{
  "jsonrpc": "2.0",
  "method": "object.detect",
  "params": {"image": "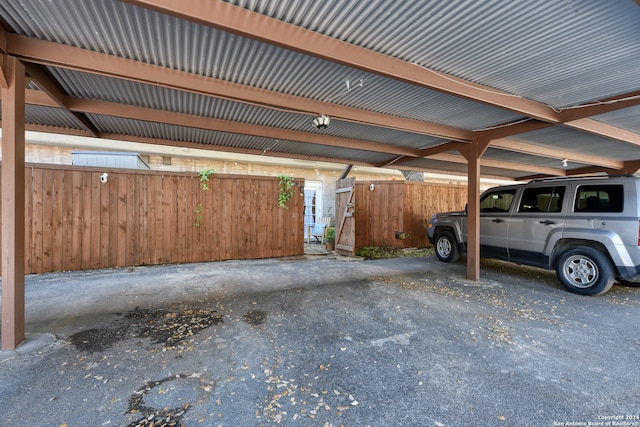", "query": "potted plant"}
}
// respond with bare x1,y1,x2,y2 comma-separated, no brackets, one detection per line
325,227,335,251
